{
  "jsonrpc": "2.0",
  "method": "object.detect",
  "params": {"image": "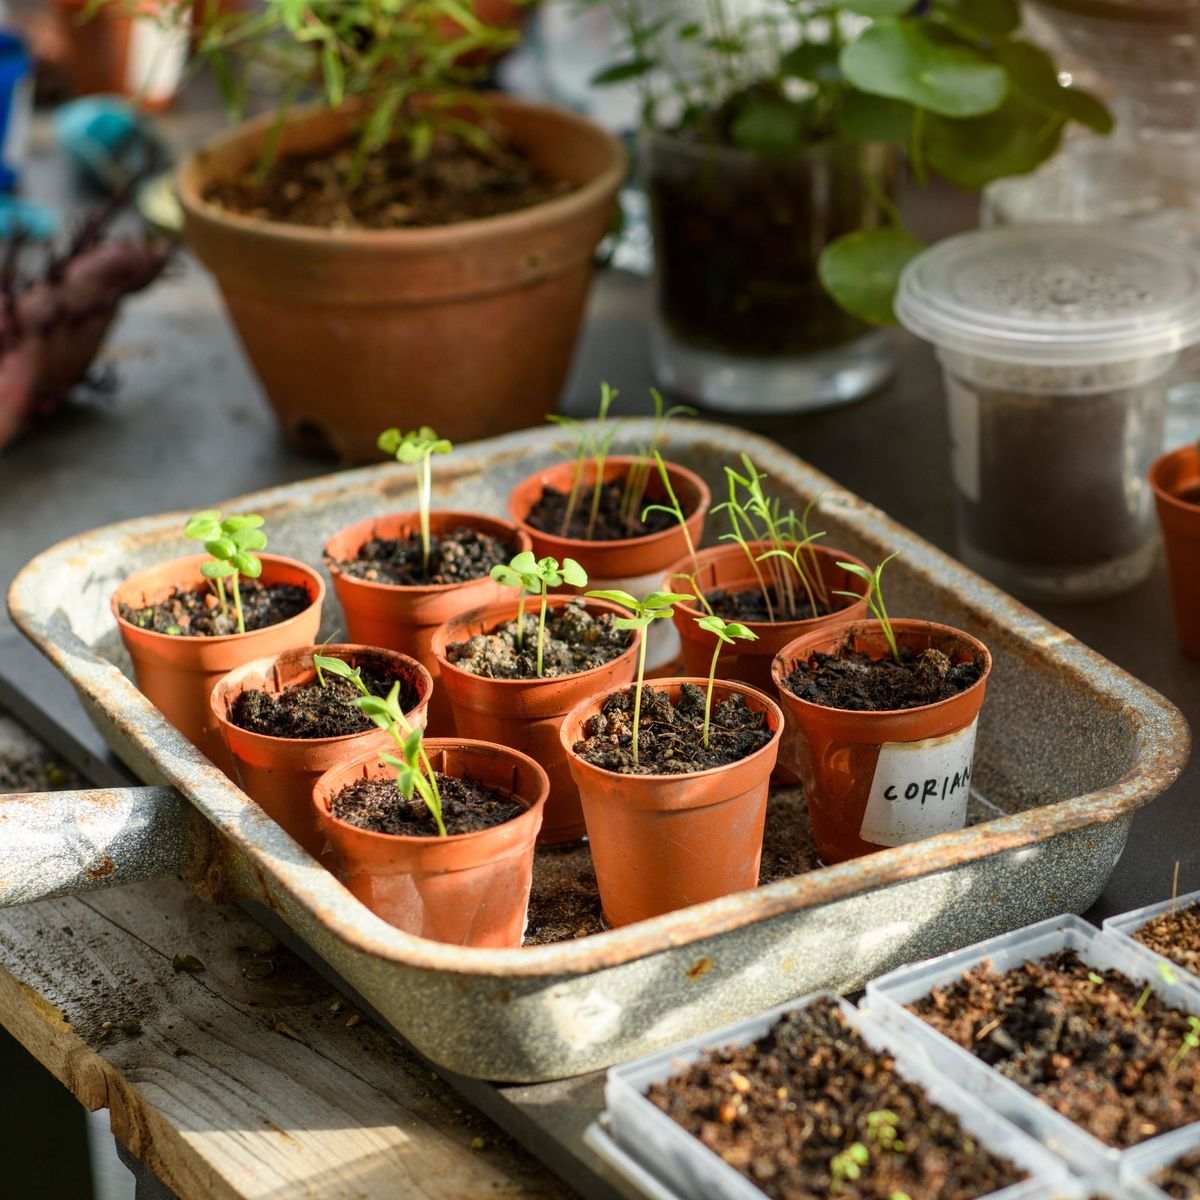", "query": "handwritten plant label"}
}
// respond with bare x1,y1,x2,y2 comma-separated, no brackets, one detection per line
859,721,979,847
